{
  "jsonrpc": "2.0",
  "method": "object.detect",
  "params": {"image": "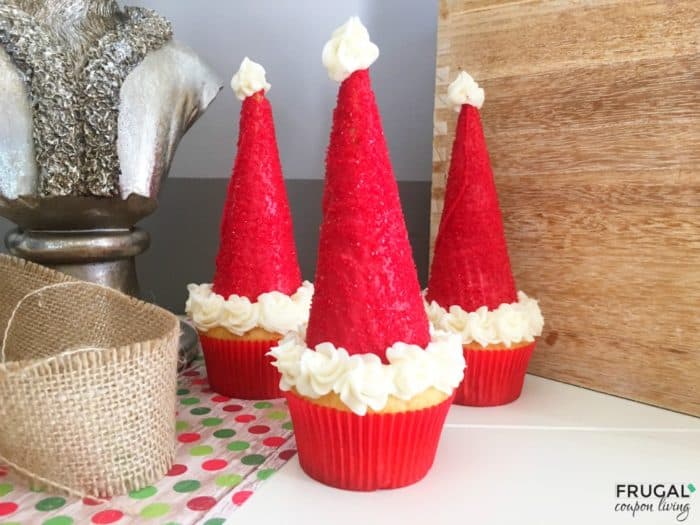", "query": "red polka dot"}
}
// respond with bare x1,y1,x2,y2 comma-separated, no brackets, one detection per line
223,404,243,413
191,378,208,385
232,490,253,505
0,467,7,477
279,449,297,460
211,395,230,403
186,496,217,511
182,370,200,377
201,459,228,471
263,436,286,447
91,509,124,524
235,414,256,423
82,497,103,506
0,502,18,517
177,432,201,443
248,424,270,434
167,464,188,476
